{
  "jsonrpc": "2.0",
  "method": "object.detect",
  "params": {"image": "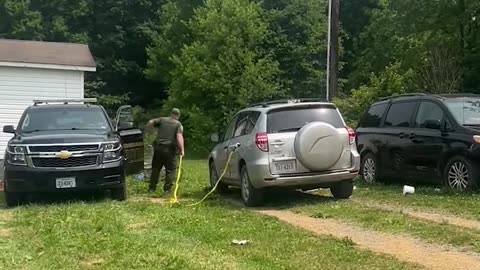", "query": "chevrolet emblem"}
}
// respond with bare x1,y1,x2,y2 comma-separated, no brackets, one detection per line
56,151,72,160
